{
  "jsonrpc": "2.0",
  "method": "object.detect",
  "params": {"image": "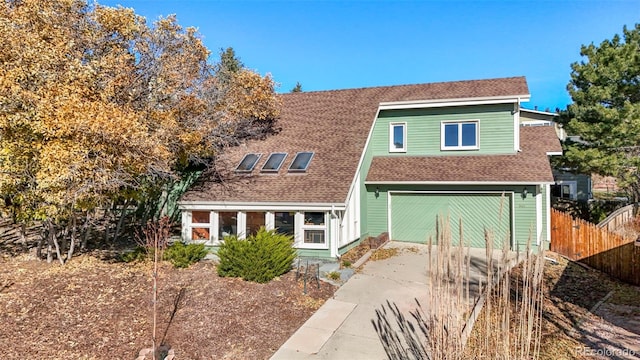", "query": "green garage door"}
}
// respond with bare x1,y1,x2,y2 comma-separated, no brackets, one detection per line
390,193,512,248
